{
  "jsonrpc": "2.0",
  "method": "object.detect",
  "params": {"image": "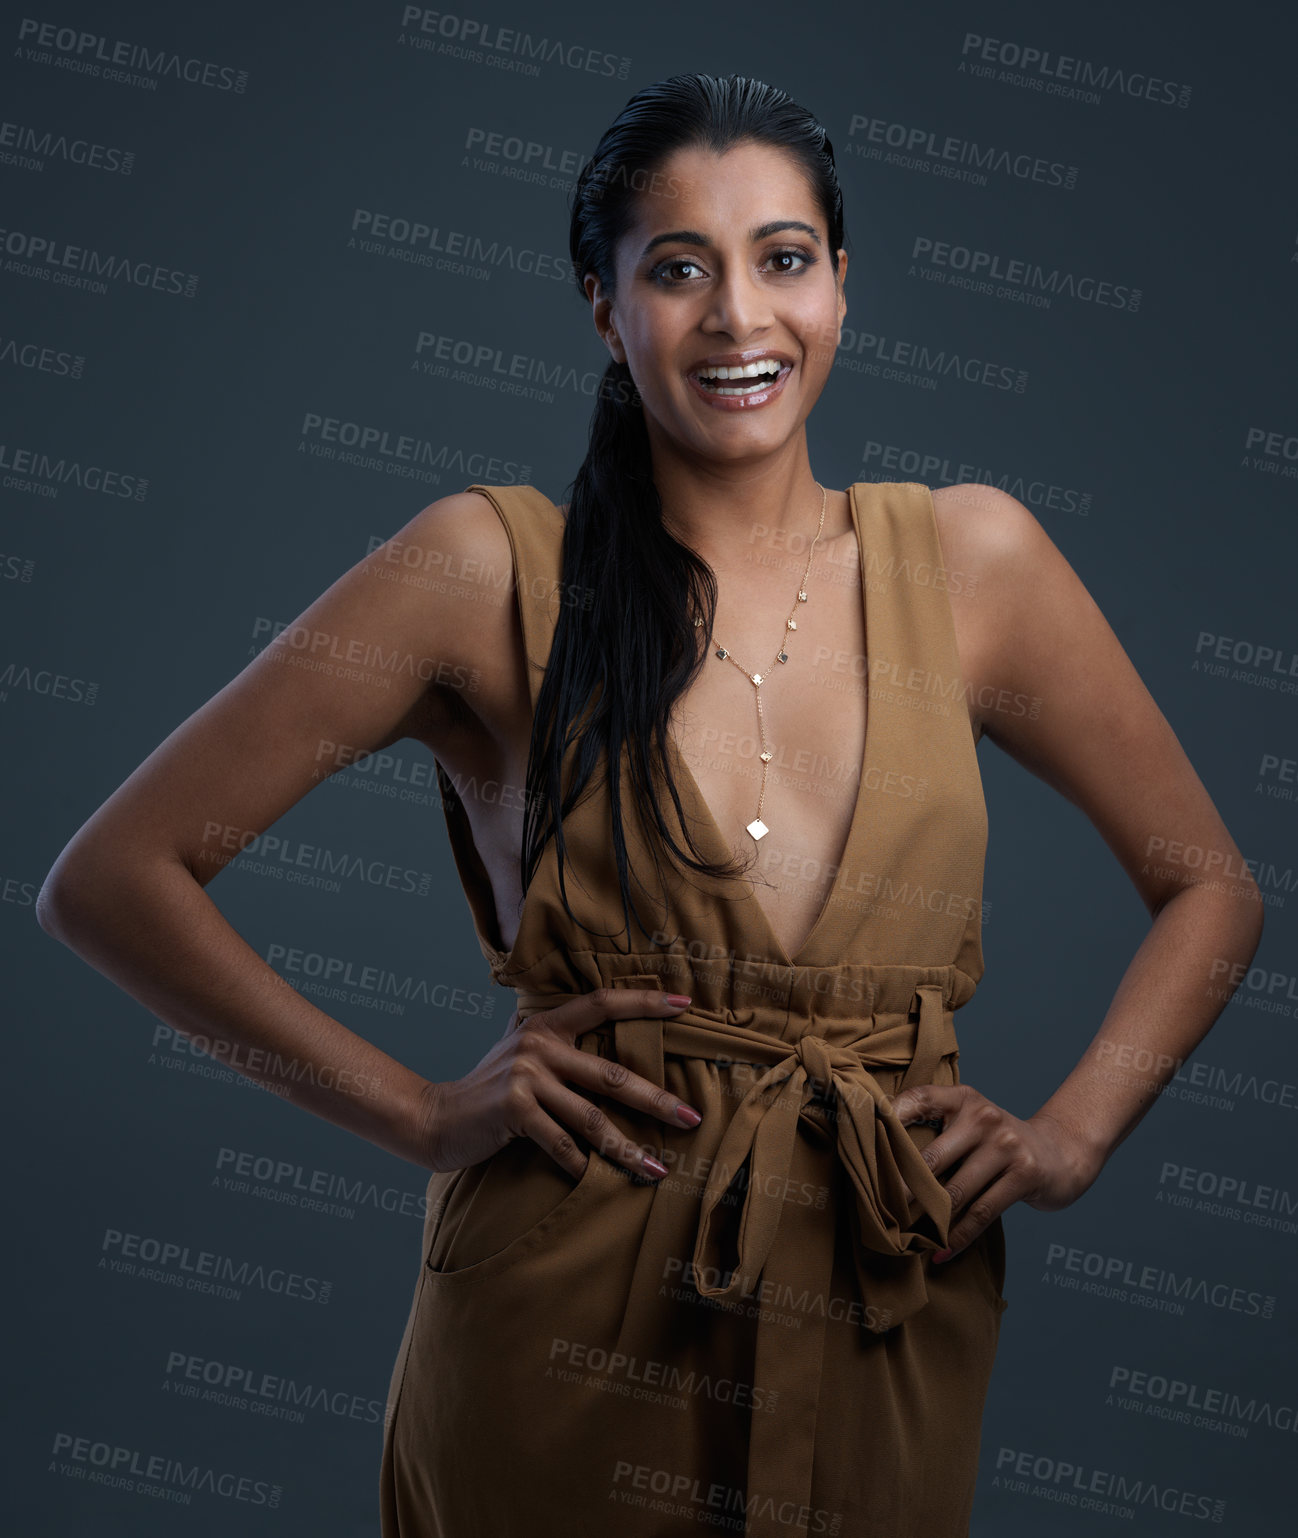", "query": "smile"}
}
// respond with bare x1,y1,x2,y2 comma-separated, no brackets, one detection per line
685,358,793,410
